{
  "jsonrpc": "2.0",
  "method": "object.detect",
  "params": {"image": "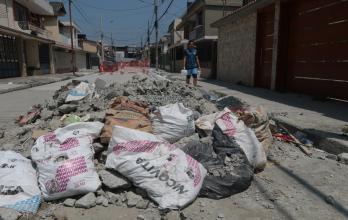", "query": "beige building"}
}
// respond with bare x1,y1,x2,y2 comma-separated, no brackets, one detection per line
0,0,55,77
174,0,242,78
0,0,99,78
